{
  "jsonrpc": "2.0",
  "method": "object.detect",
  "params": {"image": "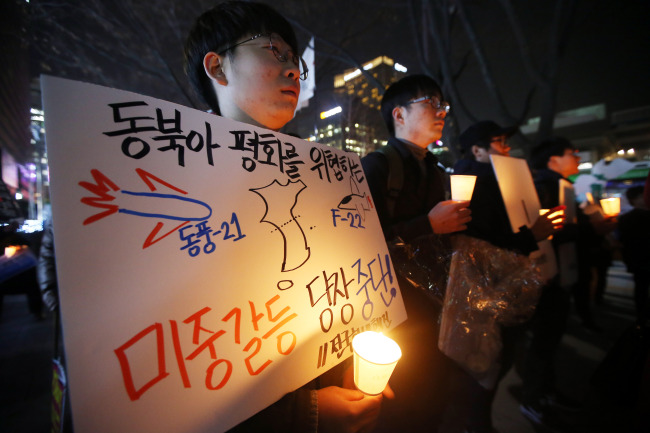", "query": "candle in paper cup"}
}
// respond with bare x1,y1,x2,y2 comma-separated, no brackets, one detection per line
4,245,20,257
600,197,620,216
352,331,402,395
450,175,477,201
